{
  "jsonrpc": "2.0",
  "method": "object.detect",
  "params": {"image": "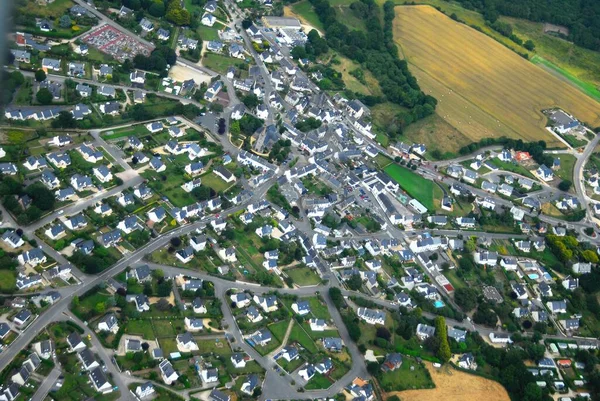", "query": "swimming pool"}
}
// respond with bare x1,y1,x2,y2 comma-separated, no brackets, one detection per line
528,274,539,280
433,300,445,308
